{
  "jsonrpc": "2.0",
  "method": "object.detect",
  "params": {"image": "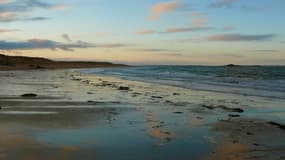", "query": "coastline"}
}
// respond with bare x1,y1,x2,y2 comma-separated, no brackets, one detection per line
0,54,128,71
0,69,284,160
